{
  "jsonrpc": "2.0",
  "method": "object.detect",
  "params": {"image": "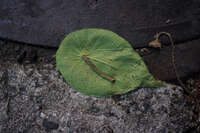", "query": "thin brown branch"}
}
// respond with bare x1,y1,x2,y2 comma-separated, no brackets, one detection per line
82,55,116,83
